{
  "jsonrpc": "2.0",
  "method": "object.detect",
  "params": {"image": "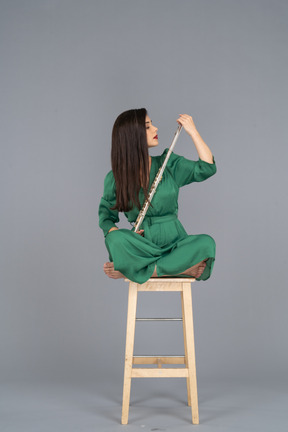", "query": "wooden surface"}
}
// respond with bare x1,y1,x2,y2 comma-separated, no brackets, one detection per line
182,282,199,424
121,282,138,425
124,278,196,283
121,279,199,425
